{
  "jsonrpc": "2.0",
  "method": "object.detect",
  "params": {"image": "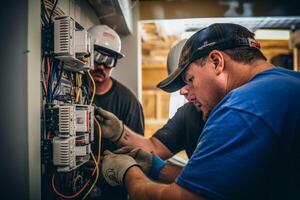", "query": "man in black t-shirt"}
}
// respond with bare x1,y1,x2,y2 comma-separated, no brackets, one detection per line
88,25,144,200
95,39,204,161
